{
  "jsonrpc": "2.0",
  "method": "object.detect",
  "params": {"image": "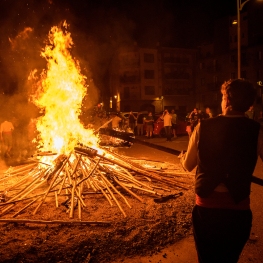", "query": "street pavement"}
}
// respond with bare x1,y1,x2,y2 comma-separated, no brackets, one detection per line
114,135,263,263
